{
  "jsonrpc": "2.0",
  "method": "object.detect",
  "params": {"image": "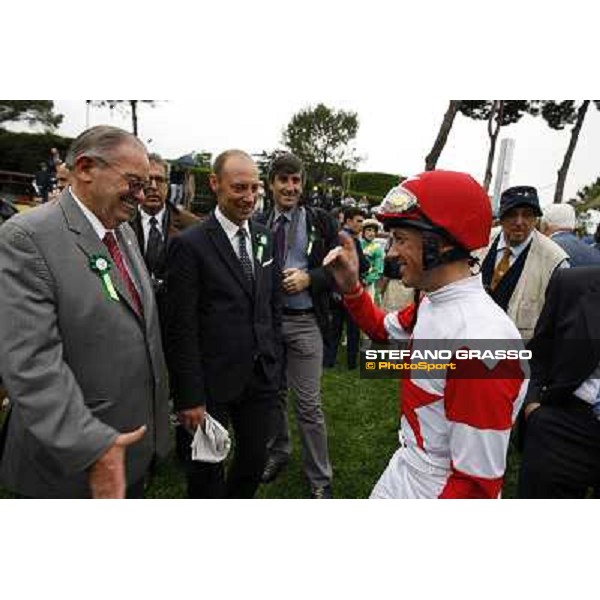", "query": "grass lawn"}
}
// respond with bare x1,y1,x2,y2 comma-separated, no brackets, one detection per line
0,353,521,499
